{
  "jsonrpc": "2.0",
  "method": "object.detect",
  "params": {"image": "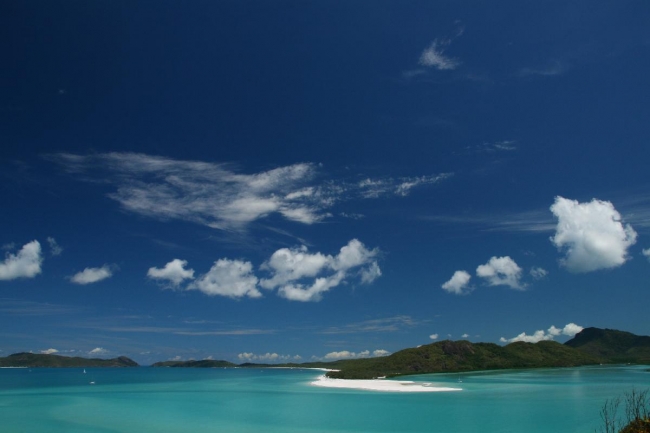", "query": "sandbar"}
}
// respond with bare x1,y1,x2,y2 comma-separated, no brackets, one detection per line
310,374,462,392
